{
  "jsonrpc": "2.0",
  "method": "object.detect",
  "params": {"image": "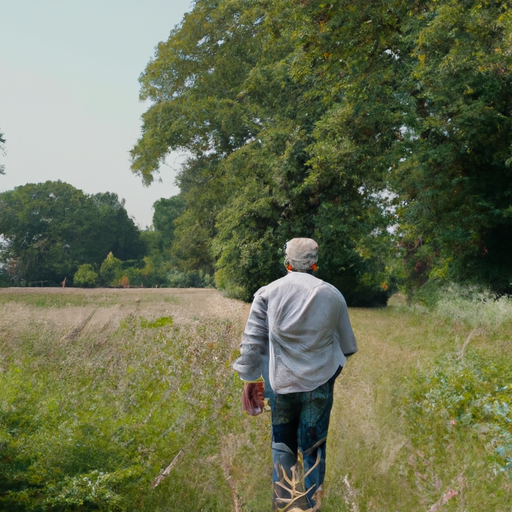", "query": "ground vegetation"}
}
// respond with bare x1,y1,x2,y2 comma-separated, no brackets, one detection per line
0,287,511,510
